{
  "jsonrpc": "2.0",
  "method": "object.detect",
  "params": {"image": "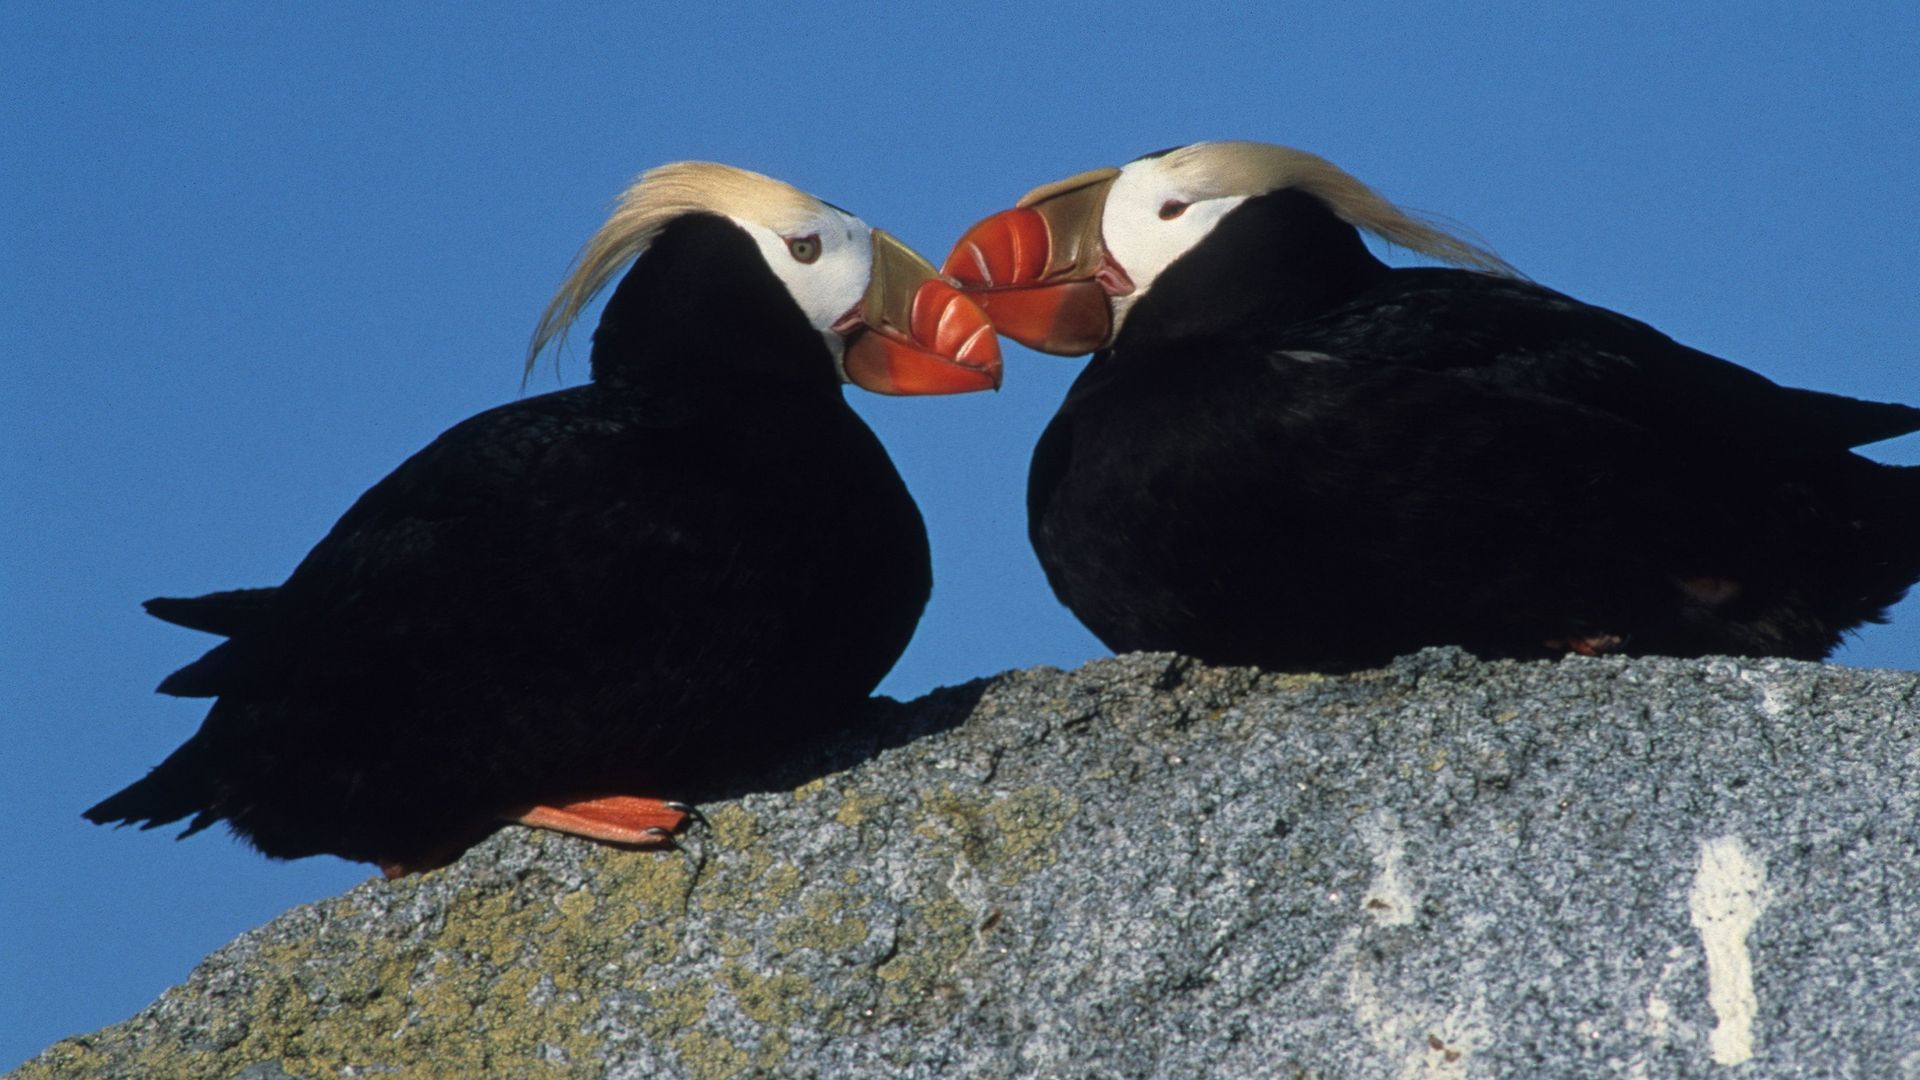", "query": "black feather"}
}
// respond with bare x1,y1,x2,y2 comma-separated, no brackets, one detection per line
144,587,280,637
1031,186,1920,670
88,214,932,867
